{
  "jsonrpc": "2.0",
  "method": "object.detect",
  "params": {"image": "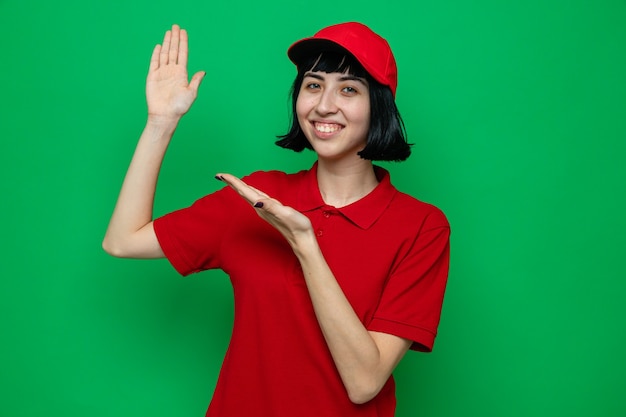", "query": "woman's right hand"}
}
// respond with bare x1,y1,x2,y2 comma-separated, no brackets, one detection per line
146,24,205,120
